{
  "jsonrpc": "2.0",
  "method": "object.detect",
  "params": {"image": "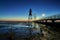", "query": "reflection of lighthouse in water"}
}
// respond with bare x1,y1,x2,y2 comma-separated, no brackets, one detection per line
28,8,32,22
